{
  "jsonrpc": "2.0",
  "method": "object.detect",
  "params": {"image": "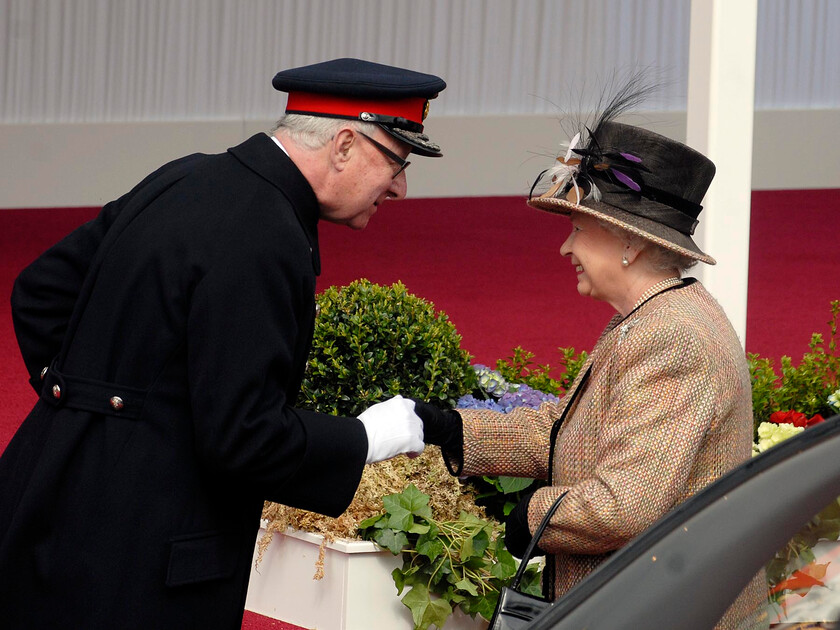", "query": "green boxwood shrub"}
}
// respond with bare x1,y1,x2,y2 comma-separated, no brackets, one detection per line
297,279,477,417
